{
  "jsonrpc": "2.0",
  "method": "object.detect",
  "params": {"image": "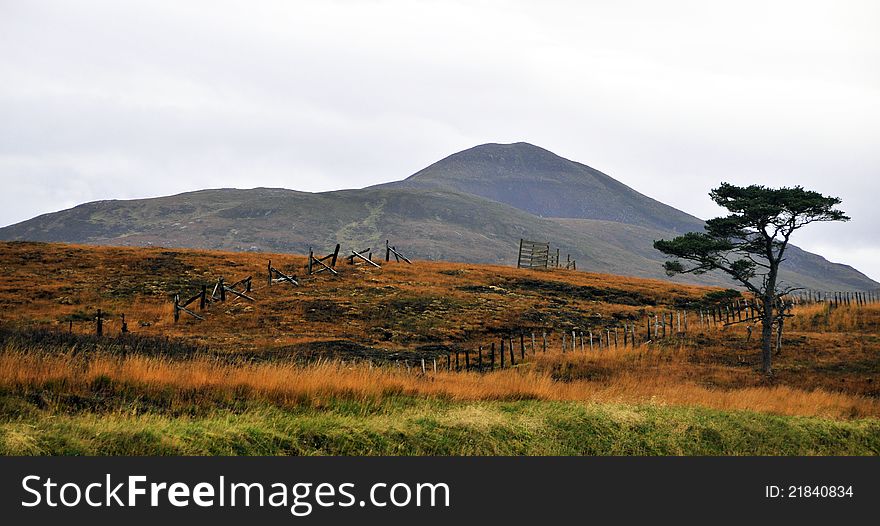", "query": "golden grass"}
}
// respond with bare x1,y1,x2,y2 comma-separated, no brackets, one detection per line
1,348,876,420
788,302,880,333
2,242,878,423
